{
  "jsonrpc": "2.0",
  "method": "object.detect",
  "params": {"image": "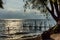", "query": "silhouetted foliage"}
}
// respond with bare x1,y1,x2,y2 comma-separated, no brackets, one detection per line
24,0,60,23
0,0,3,9
23,0,60,40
